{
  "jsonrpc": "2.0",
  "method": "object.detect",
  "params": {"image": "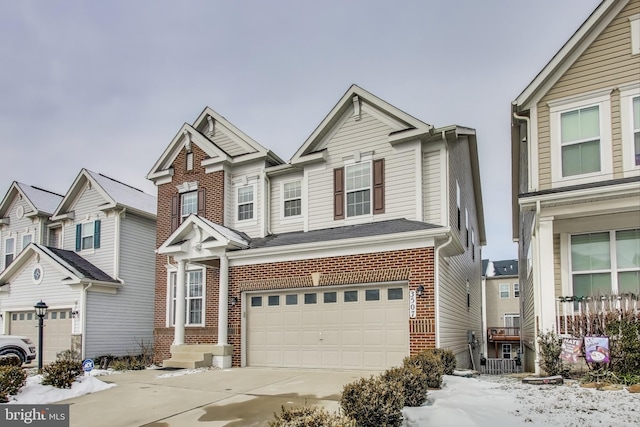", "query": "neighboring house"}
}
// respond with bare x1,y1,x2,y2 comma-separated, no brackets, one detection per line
0,169,157,363
511,0,640,373
481,259,521,360
147,84,486,370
